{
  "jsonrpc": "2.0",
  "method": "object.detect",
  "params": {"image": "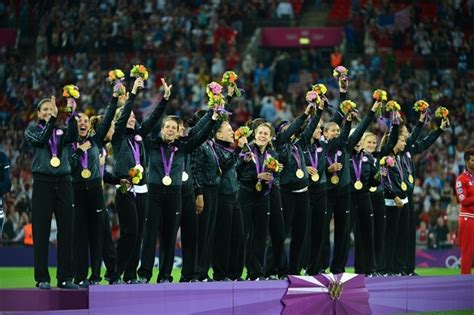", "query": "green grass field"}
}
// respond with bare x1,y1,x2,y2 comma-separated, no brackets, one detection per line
0,267,469,289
